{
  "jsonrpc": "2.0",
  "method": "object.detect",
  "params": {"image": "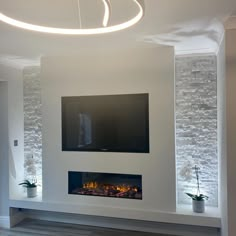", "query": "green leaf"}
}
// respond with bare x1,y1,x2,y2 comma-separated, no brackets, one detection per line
186,192,208,201
186,193,195,199
19,179,37,188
